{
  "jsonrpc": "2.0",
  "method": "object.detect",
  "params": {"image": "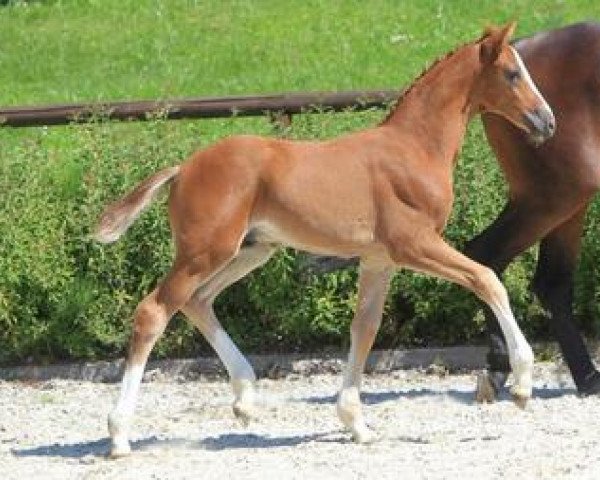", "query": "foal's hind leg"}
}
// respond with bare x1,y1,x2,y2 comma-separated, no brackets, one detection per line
337,263,392,443
108,248,238,457
181,243,277,424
